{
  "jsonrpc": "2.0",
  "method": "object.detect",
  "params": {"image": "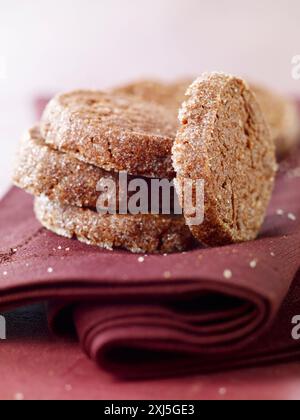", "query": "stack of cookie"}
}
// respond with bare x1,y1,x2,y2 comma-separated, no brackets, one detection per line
13,90,194,254
14,73,283,252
